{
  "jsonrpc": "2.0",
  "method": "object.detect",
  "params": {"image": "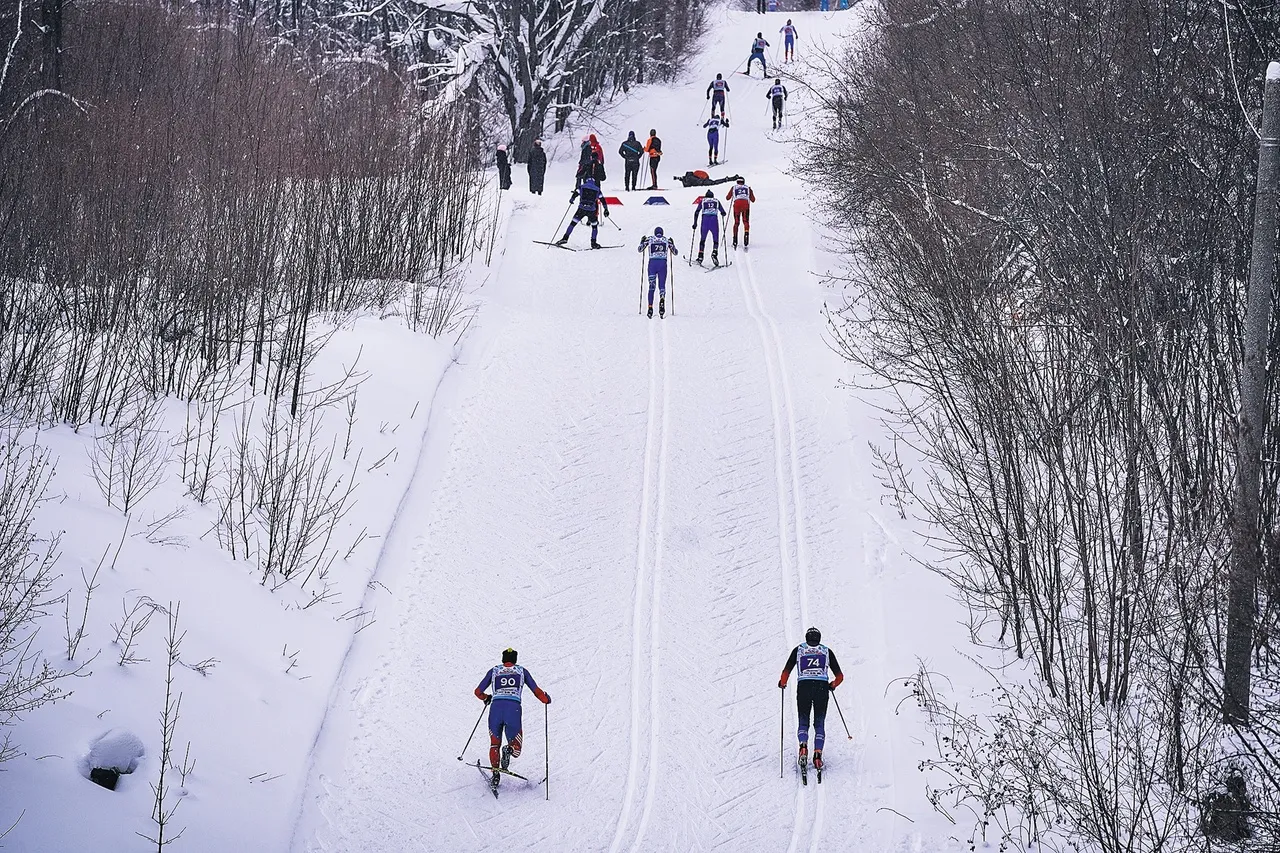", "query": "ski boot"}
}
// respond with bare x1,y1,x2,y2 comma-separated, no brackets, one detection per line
798,743,809,785
812,749,822,771
696,252,704,265
591,240,601,249
744,232,750,249
732,239,738,249
555,235,569,246
659,297,666,318
647,304,654,318
501,744,512,771
490,768,501,795
711,250,719,267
